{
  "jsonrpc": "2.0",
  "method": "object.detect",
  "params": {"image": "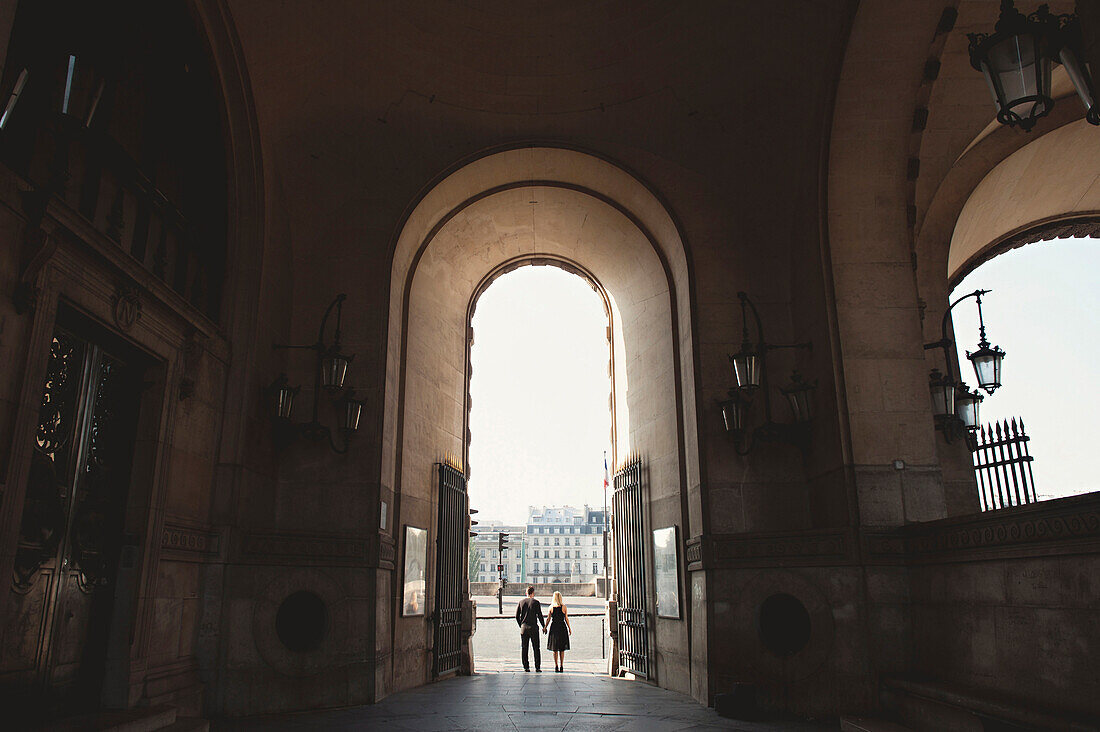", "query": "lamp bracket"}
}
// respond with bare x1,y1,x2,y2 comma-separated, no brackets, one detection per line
923,288,991,382
269,293,355,454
